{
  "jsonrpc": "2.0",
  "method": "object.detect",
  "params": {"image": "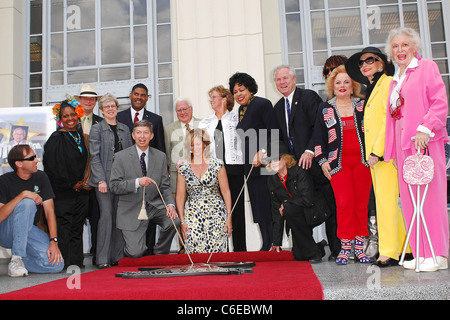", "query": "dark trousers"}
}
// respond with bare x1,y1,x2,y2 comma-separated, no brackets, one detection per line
227,171,246,252
283,202,322,260
309,160,340,255
246,174,273,251
320,181,340,255
54,189,89,267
